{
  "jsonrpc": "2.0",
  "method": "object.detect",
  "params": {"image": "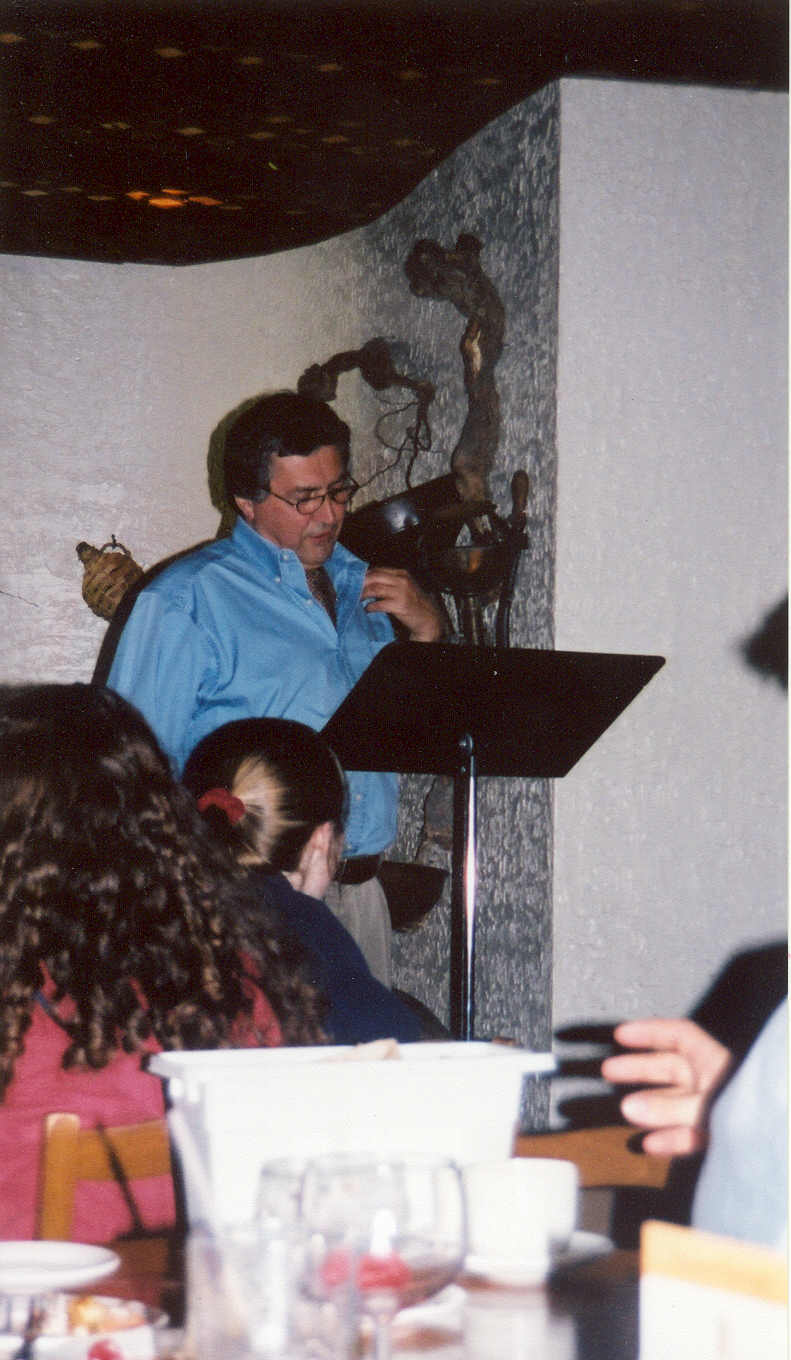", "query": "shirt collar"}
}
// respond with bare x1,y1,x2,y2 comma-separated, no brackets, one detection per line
230,514,366,584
